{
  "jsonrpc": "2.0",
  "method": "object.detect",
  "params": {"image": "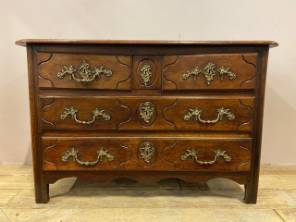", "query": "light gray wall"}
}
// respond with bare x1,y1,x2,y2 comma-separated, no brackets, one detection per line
0,0,295,164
